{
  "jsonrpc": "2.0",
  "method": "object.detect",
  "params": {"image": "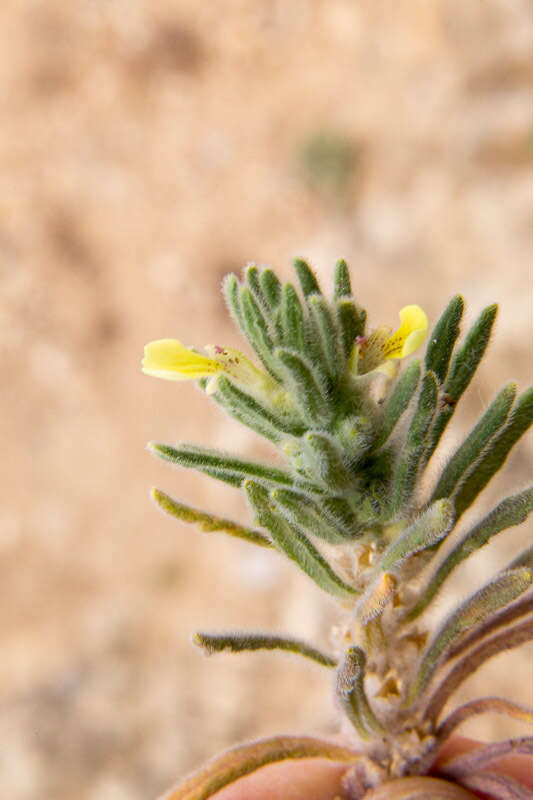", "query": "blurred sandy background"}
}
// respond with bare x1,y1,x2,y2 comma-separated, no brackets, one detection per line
2,2,533,798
